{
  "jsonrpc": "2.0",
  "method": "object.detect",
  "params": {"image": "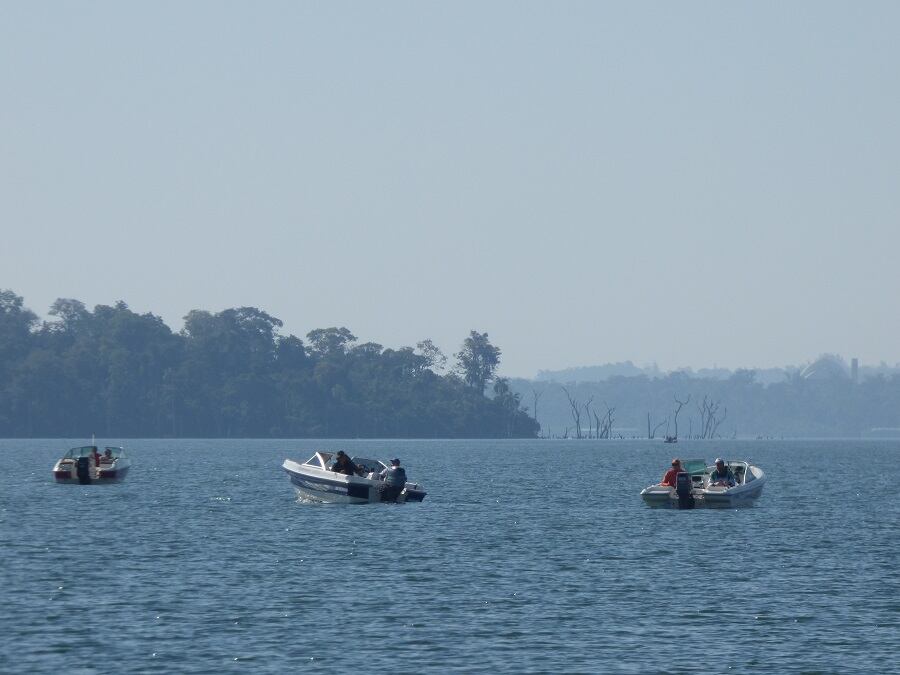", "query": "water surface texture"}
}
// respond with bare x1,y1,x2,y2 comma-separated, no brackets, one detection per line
2,439,899,673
